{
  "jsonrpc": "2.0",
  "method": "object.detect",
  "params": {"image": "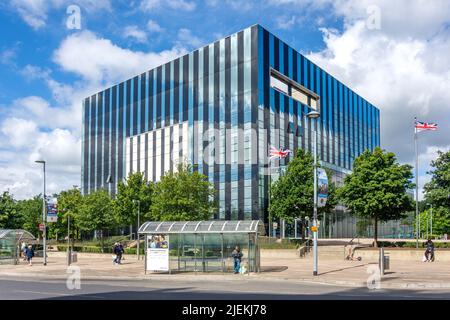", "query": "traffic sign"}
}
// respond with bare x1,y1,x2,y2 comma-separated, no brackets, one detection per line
311,226,318,232
39,223,45,231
